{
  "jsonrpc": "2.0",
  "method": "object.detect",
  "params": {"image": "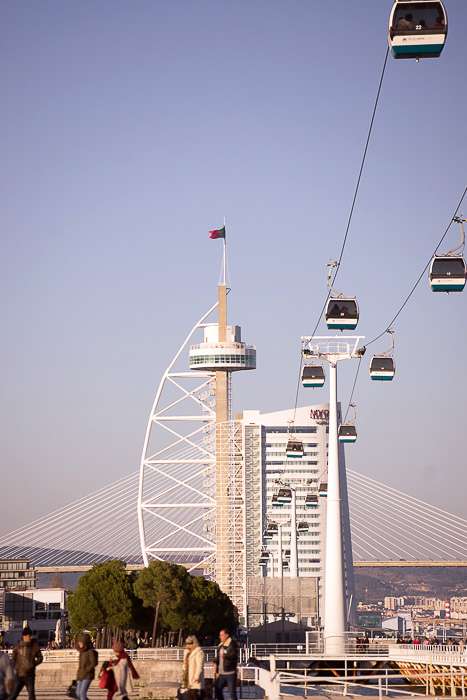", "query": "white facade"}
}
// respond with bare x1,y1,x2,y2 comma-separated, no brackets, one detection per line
242,404,356,625
2,588,67,645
